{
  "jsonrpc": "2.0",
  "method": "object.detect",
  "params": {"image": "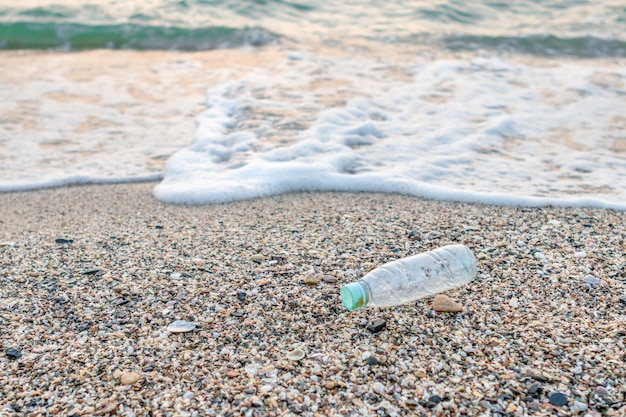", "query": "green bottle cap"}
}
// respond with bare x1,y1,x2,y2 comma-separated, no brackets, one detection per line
340,282,369,311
